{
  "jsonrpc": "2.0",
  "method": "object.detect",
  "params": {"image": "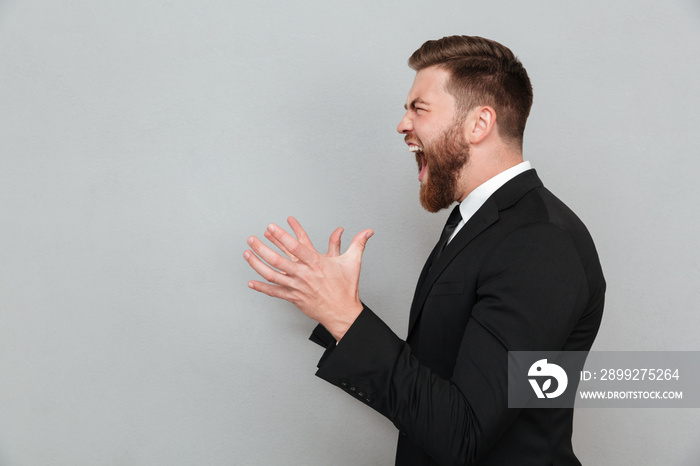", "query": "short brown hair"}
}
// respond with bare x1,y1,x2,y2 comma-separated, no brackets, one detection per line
409,36,533,147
